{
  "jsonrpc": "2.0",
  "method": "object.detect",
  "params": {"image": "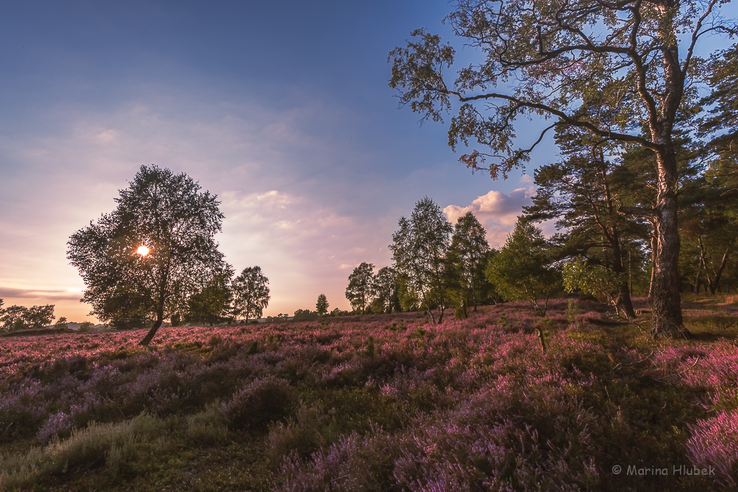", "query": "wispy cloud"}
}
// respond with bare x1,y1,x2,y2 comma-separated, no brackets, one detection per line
0,286,82,301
